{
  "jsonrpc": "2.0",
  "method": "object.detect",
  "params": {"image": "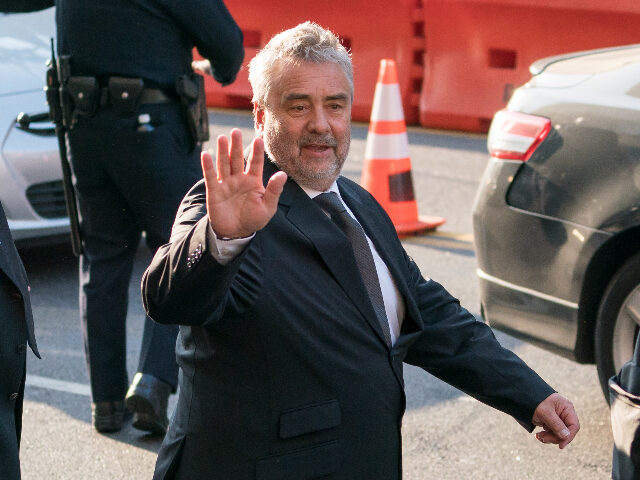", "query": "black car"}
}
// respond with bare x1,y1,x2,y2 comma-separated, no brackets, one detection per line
472,44,640,400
